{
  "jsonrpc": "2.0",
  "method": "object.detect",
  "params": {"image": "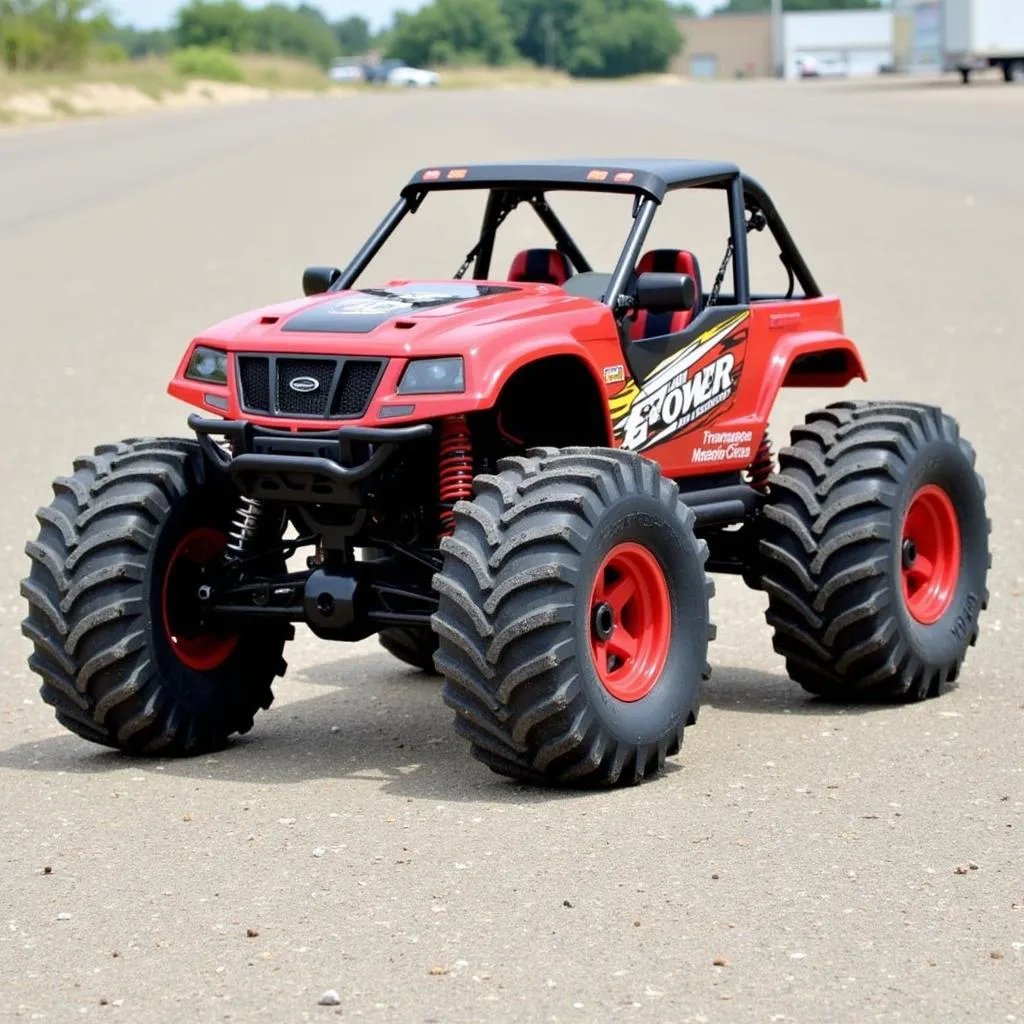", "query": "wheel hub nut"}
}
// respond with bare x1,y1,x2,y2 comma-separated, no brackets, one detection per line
902,538,917,569
592,602,614,641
